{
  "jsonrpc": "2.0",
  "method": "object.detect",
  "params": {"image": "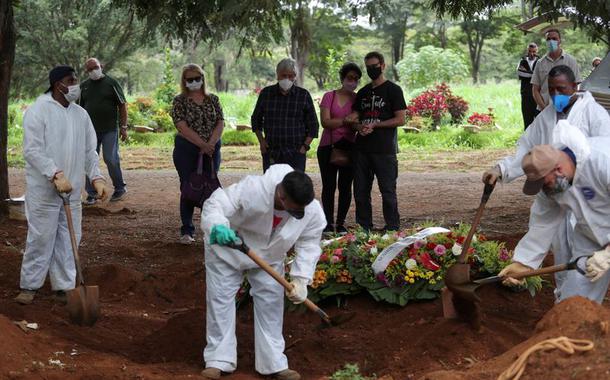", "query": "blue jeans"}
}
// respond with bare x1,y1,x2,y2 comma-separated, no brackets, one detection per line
86,129,126,196
173,135,221,236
